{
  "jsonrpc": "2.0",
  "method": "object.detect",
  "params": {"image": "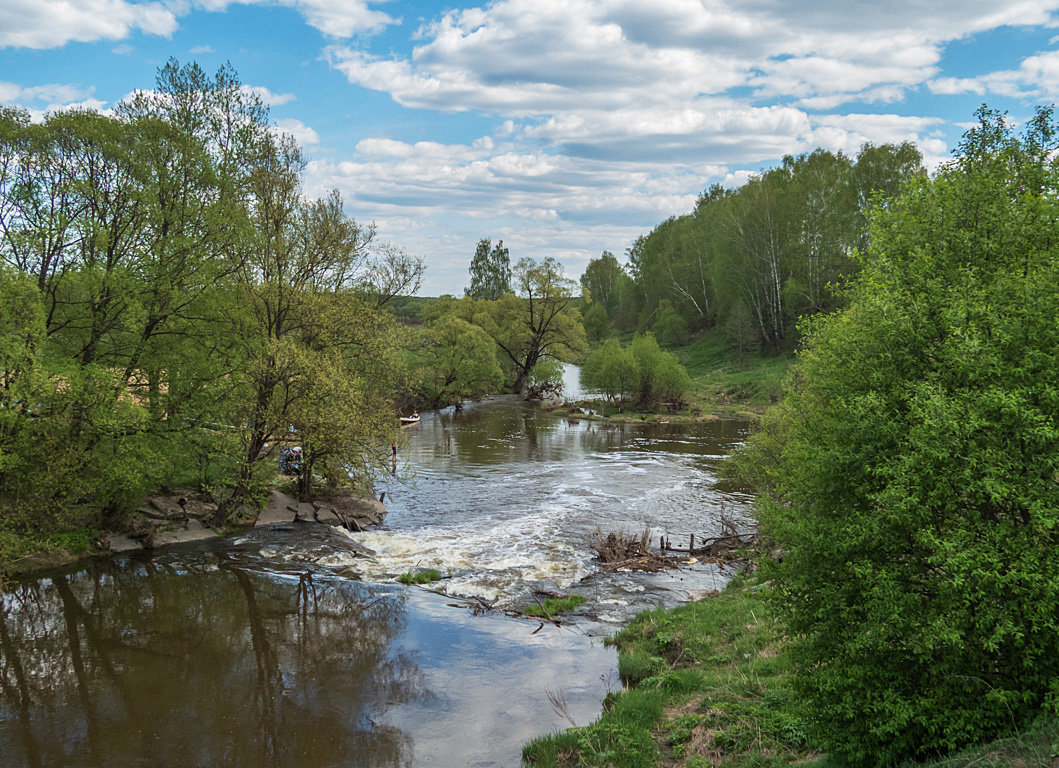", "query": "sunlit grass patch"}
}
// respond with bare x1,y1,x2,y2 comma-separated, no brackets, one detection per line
397,568,442,585
524,593,587,617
